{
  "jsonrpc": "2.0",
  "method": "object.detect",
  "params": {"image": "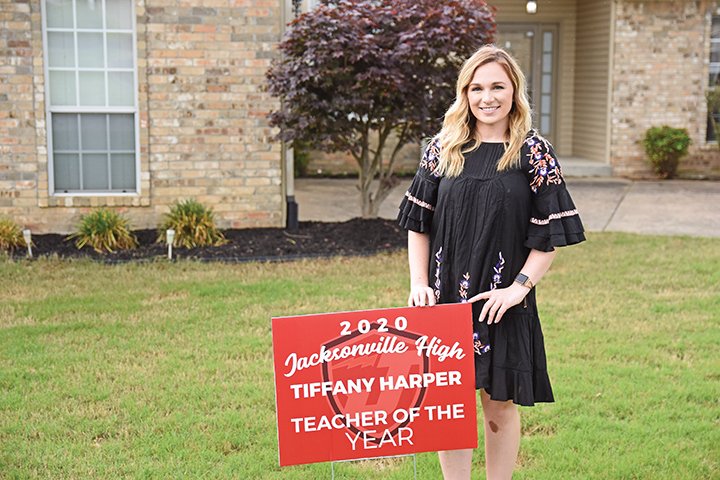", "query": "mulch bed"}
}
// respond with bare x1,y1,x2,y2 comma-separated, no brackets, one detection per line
9,218,407,263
